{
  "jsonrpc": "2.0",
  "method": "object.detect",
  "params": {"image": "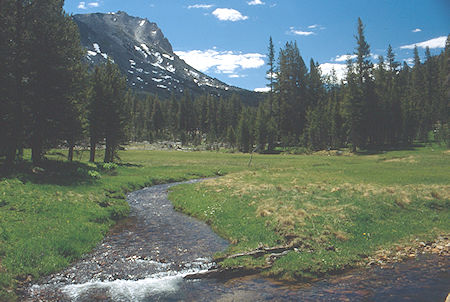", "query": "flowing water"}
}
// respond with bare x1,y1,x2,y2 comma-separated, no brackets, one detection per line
24,180,449,301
